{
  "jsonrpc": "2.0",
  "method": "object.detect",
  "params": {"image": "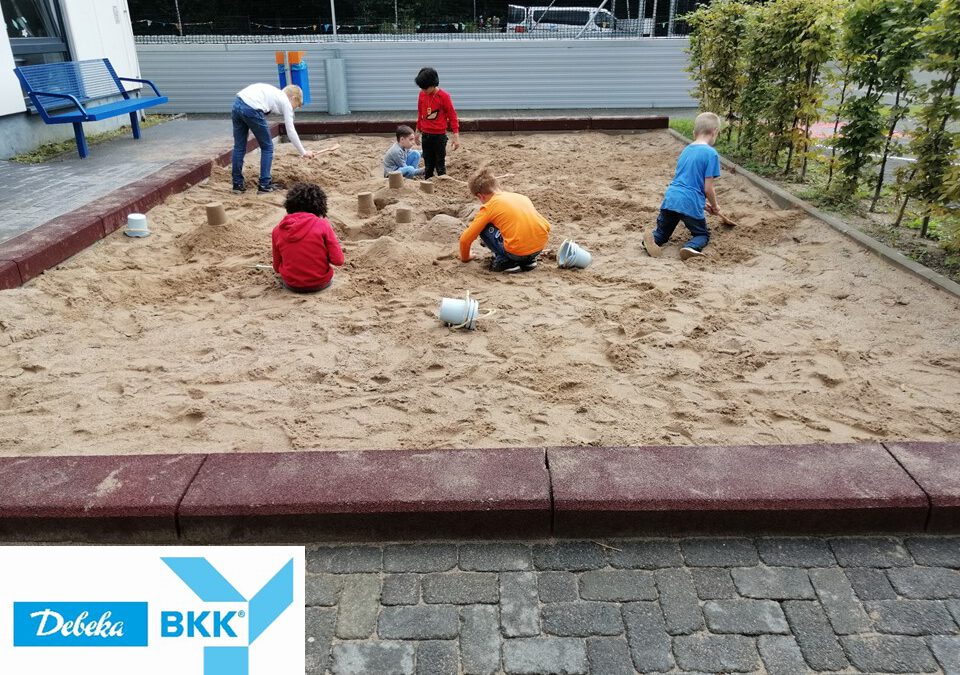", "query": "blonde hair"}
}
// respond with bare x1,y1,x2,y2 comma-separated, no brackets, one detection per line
283,84,304,108
468,167,499,196
694,112,721,137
